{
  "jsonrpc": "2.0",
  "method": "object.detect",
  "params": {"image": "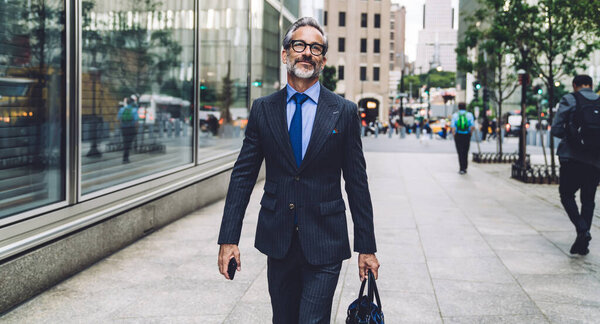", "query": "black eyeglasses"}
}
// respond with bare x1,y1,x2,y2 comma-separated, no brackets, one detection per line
287,40,326,56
